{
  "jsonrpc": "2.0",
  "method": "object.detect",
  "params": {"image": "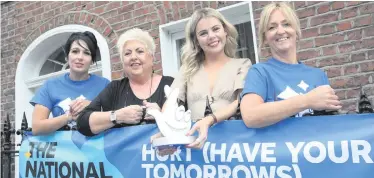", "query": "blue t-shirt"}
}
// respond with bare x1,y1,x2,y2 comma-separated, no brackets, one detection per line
30,73,110,118
241,57,329,117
